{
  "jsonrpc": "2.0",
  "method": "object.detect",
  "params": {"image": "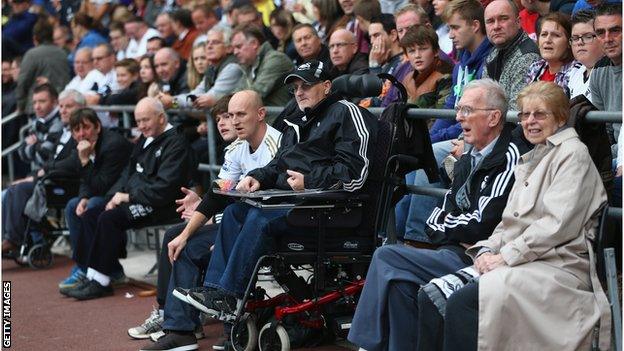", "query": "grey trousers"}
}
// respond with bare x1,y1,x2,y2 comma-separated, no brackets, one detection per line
347,244,467,351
